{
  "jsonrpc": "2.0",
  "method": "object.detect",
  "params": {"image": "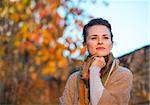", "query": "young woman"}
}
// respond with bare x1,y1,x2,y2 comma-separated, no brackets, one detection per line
60,18,133,105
